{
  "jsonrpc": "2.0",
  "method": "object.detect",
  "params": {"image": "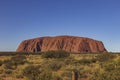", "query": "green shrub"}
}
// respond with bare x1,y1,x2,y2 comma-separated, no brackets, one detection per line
48,61,62,71
103,62,116,72
116,58,120,66
16,74,24,78
78,58,97,65
0,69,4,74
41,50,70,58
90,71,120,80
96,53,115,62
3,55,27,69
69,58,97,66
79,71,88,78
102,60,120,72
22,65,41,80
38,71,62,80
90,71,106,80
37,71,52,80
61,71,72,80
90,58,97,63
52,75,62,80
4,60,16,69
0,60,2,66
64,57,75,65
11,55,27,65
23,65,62,80
110,70,120,80
5,69,12,74
61,71,72,78
78,59,91,64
